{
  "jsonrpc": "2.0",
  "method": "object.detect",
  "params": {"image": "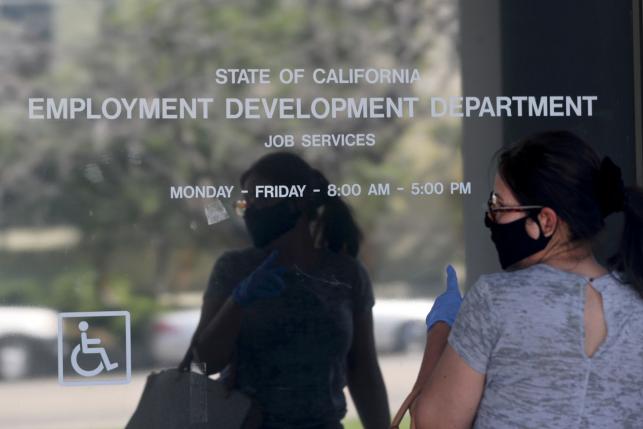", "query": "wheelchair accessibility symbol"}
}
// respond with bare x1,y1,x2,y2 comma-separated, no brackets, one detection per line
58,311,131,386
71,320,119,376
